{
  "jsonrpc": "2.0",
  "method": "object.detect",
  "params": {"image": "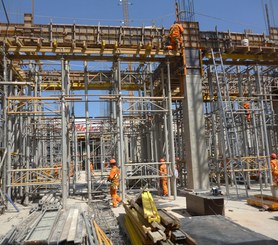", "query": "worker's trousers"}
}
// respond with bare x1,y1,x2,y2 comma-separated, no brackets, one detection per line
110,186,122,207
272,171,278,185
161,178,168,196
